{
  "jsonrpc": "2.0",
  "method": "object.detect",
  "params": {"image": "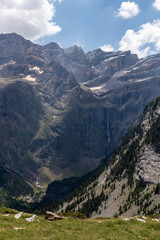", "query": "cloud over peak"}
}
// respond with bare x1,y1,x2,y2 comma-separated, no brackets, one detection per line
117,1,141,19
100,44,114,52
119,19,160,58
0,0,61,41
153,0,160,11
